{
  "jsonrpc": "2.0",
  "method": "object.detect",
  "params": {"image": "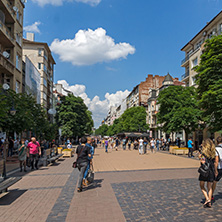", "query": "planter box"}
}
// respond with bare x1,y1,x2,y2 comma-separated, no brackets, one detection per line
58,148,63,154
62,150,72,157
172,148,189,155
